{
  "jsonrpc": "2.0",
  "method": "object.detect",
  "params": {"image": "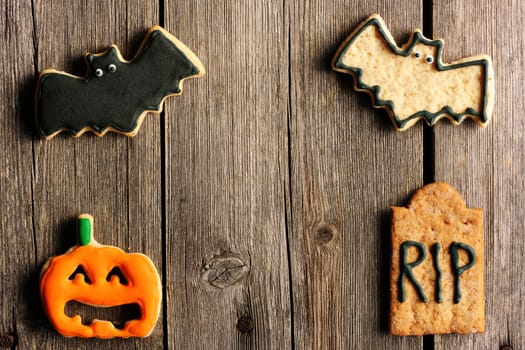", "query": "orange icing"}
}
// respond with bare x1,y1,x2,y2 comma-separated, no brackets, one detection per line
40,242,161,338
